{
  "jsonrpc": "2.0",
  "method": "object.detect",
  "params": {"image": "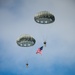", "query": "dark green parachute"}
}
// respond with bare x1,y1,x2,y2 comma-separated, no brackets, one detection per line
34,11,55,24
16,34,36,47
